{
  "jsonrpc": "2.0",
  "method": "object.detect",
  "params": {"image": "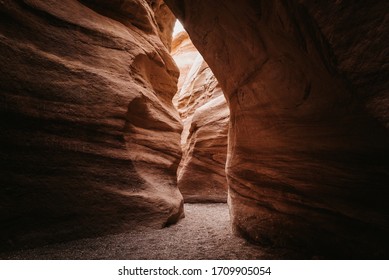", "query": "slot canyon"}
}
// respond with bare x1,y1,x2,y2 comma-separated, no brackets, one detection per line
0,0,388,259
